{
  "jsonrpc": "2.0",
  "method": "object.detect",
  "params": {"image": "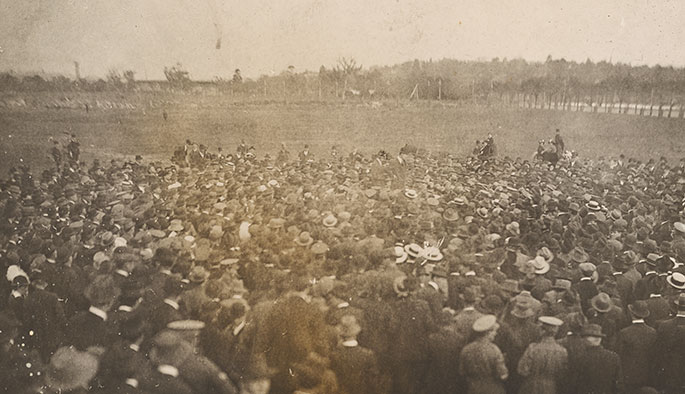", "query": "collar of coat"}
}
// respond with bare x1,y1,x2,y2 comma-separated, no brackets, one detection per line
158,364,179,377
233,320,246,336
125,378,139,388
164,298,180,310
89,305,108,321
342,340,358,348
580,277,592,281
